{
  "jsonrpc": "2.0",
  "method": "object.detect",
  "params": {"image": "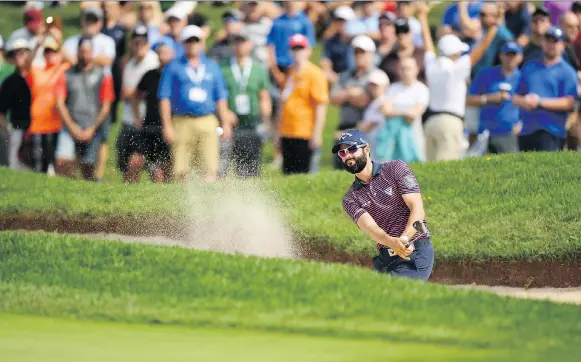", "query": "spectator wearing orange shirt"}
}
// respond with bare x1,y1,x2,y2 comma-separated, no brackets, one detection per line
274,34,328,175
25,29,68,174
55,36,115,181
